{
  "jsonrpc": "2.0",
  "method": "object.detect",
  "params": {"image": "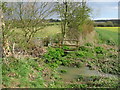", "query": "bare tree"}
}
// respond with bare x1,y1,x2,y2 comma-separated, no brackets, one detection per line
54,1,92,43
1,2,14,57
1,2,54,56
13,2,54,43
